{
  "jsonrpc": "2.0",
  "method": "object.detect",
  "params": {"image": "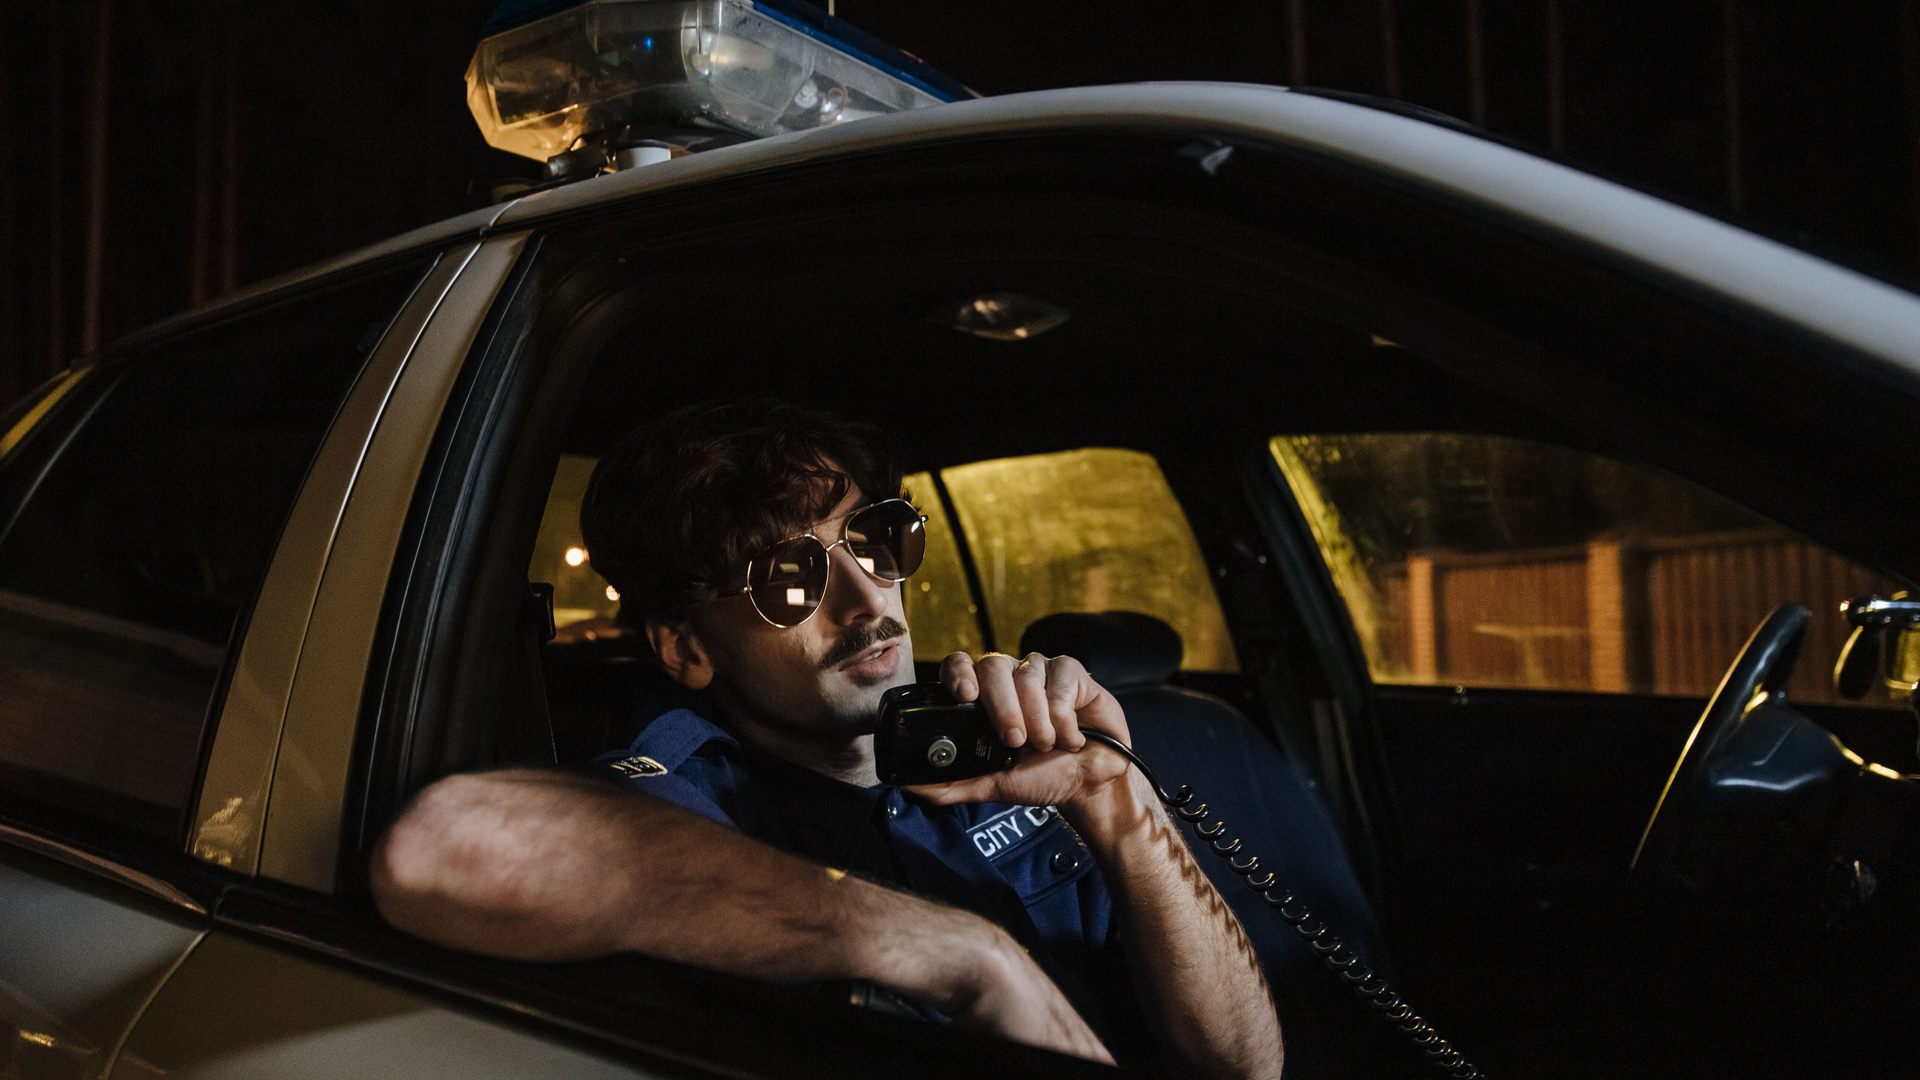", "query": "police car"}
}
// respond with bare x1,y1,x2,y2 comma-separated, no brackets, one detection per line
5,0,1920,1076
